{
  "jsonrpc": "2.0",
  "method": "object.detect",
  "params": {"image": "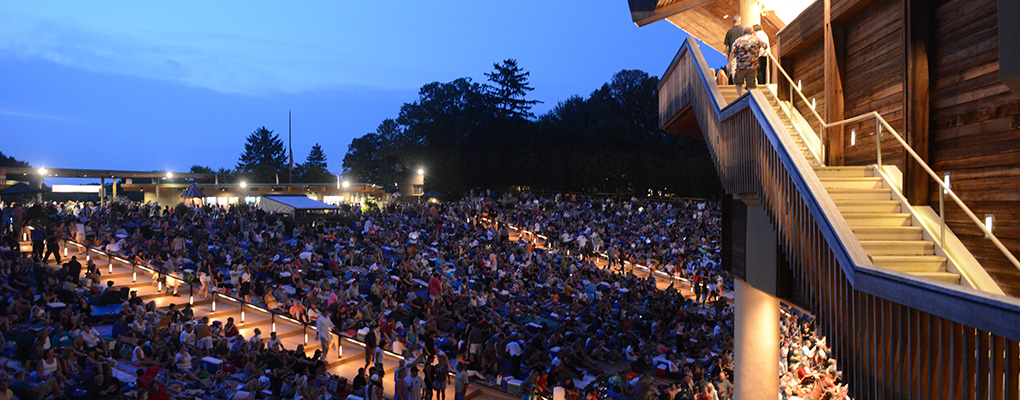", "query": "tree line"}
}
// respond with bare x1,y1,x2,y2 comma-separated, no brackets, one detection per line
5,60,723,199
341,59,722,198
